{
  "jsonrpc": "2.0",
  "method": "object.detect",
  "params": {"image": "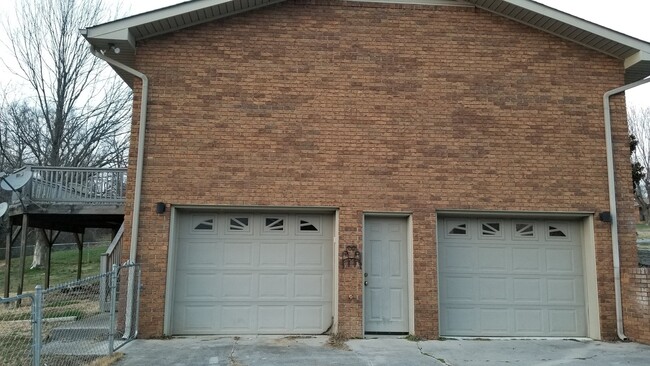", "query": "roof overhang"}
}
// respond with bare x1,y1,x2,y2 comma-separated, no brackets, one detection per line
464,0,650,83
81,0,650,86
81,0,288,86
